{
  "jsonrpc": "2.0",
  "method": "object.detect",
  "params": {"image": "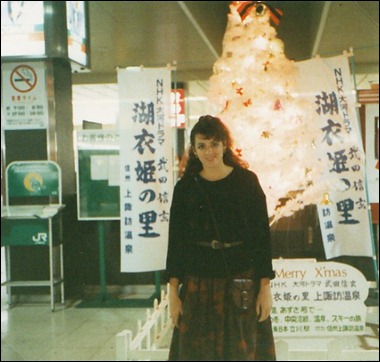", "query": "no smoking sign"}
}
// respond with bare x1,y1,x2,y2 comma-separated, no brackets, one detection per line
10,64,37,93
2,61,48,130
